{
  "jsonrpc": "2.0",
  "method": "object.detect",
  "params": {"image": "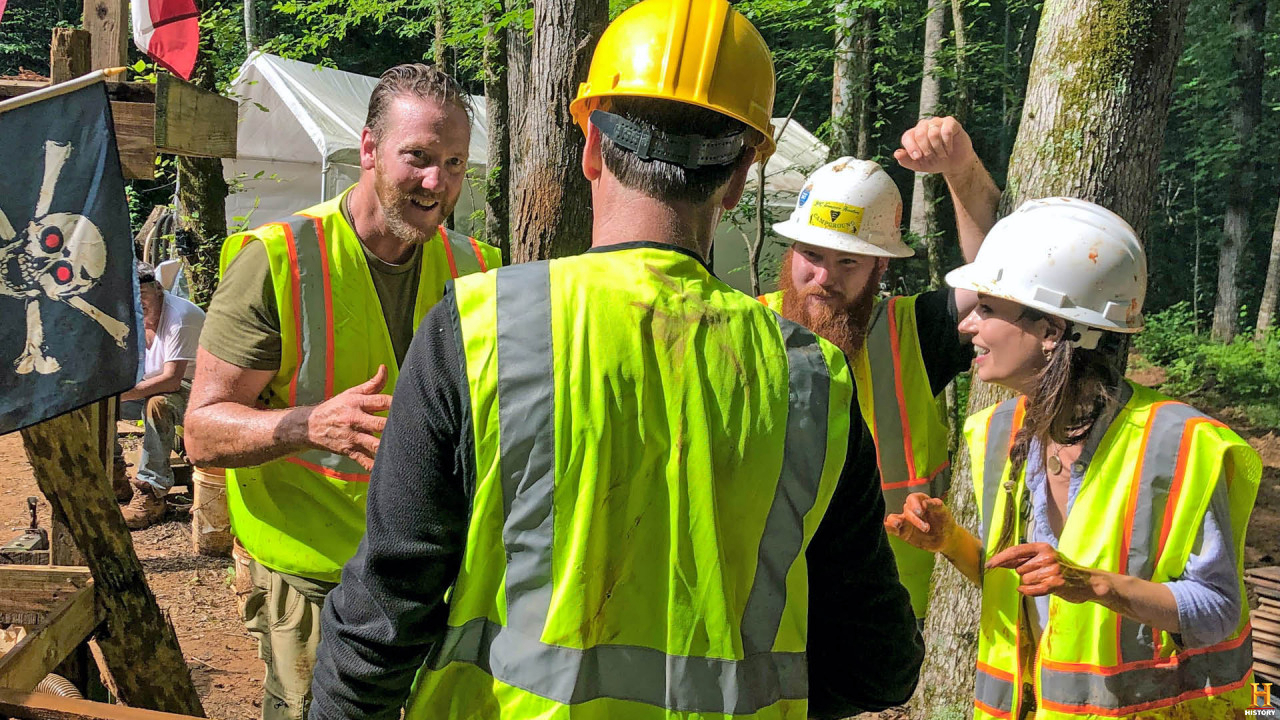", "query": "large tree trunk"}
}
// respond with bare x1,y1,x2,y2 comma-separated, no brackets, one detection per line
509,0,606,262
176,22,229,306
484,0,511,264
1211,0,1265,342
831,1,875,159
911,1,1190,715
1255,195,1280,341
909,0,948,287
